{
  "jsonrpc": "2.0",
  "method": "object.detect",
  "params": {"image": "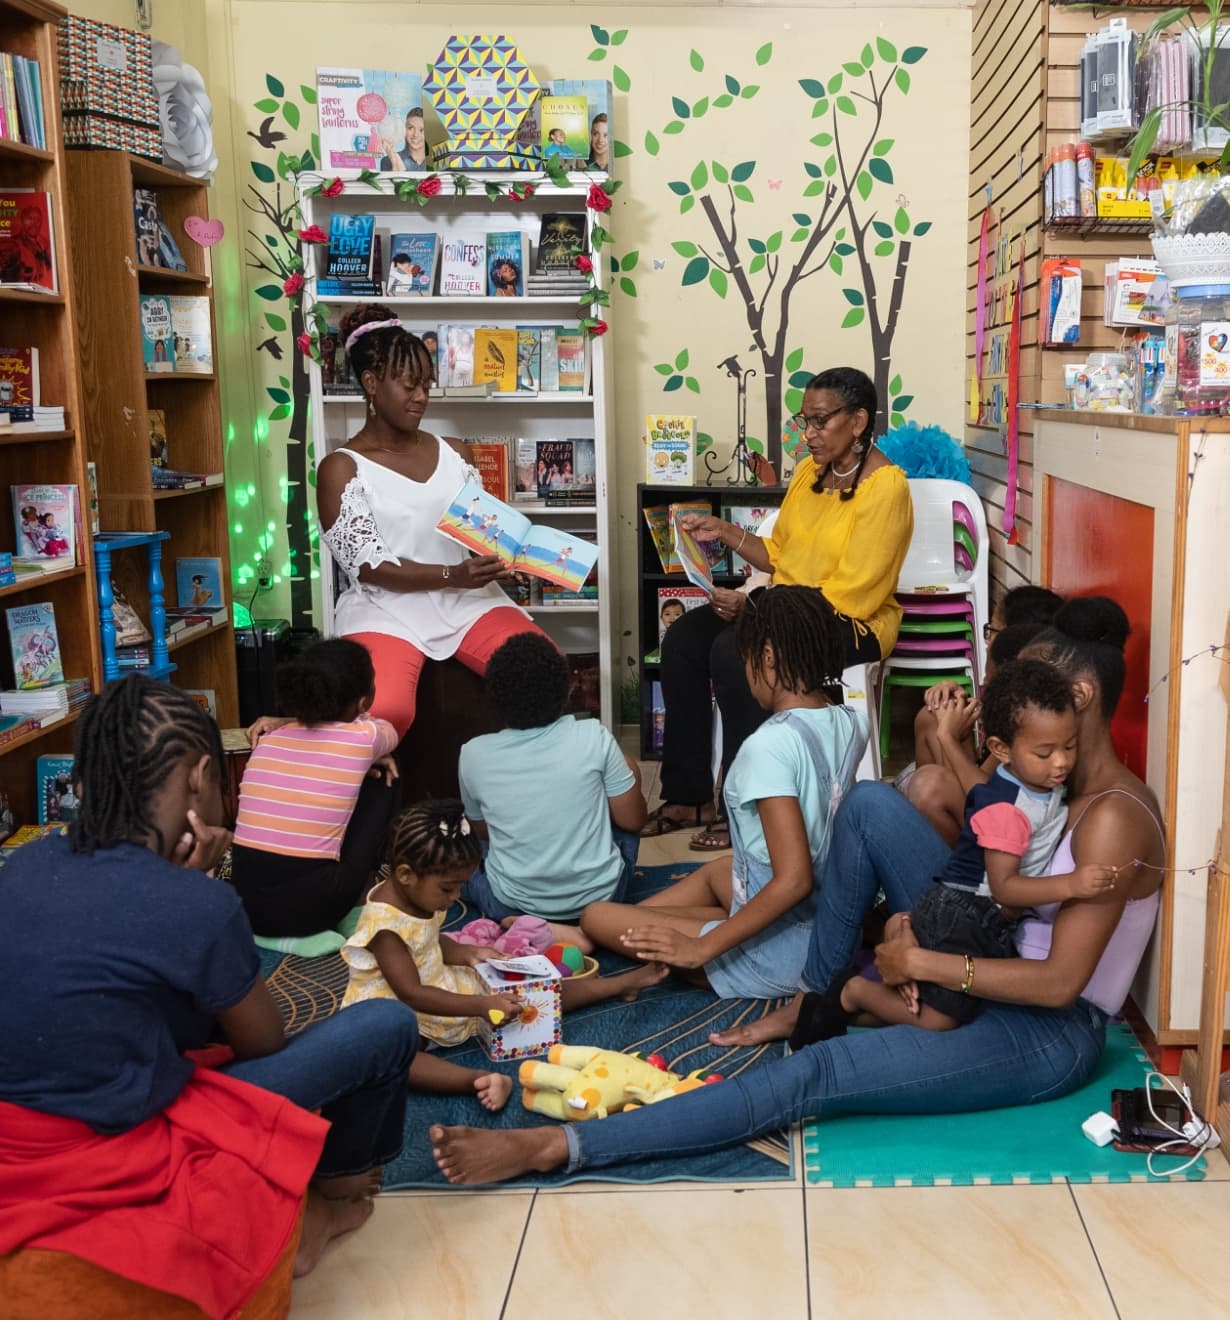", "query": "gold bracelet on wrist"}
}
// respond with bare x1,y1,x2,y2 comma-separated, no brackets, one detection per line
734,527,748,555
960,954,975,995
